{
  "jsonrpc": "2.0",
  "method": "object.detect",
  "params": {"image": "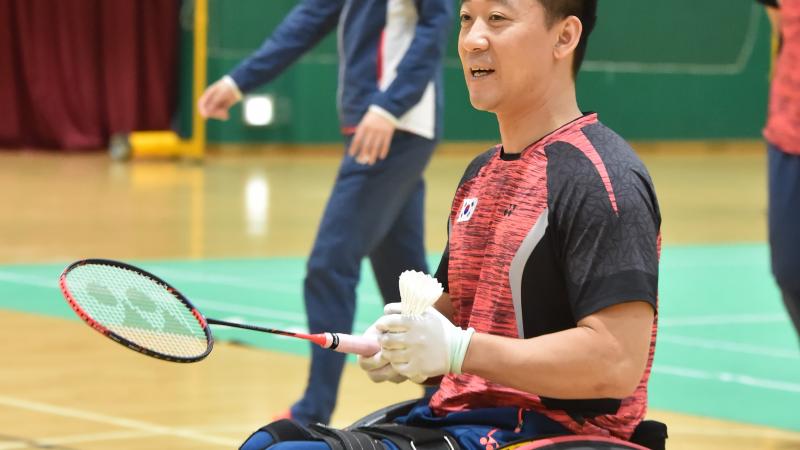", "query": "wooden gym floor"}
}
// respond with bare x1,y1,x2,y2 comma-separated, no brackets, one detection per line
0,140,798,449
